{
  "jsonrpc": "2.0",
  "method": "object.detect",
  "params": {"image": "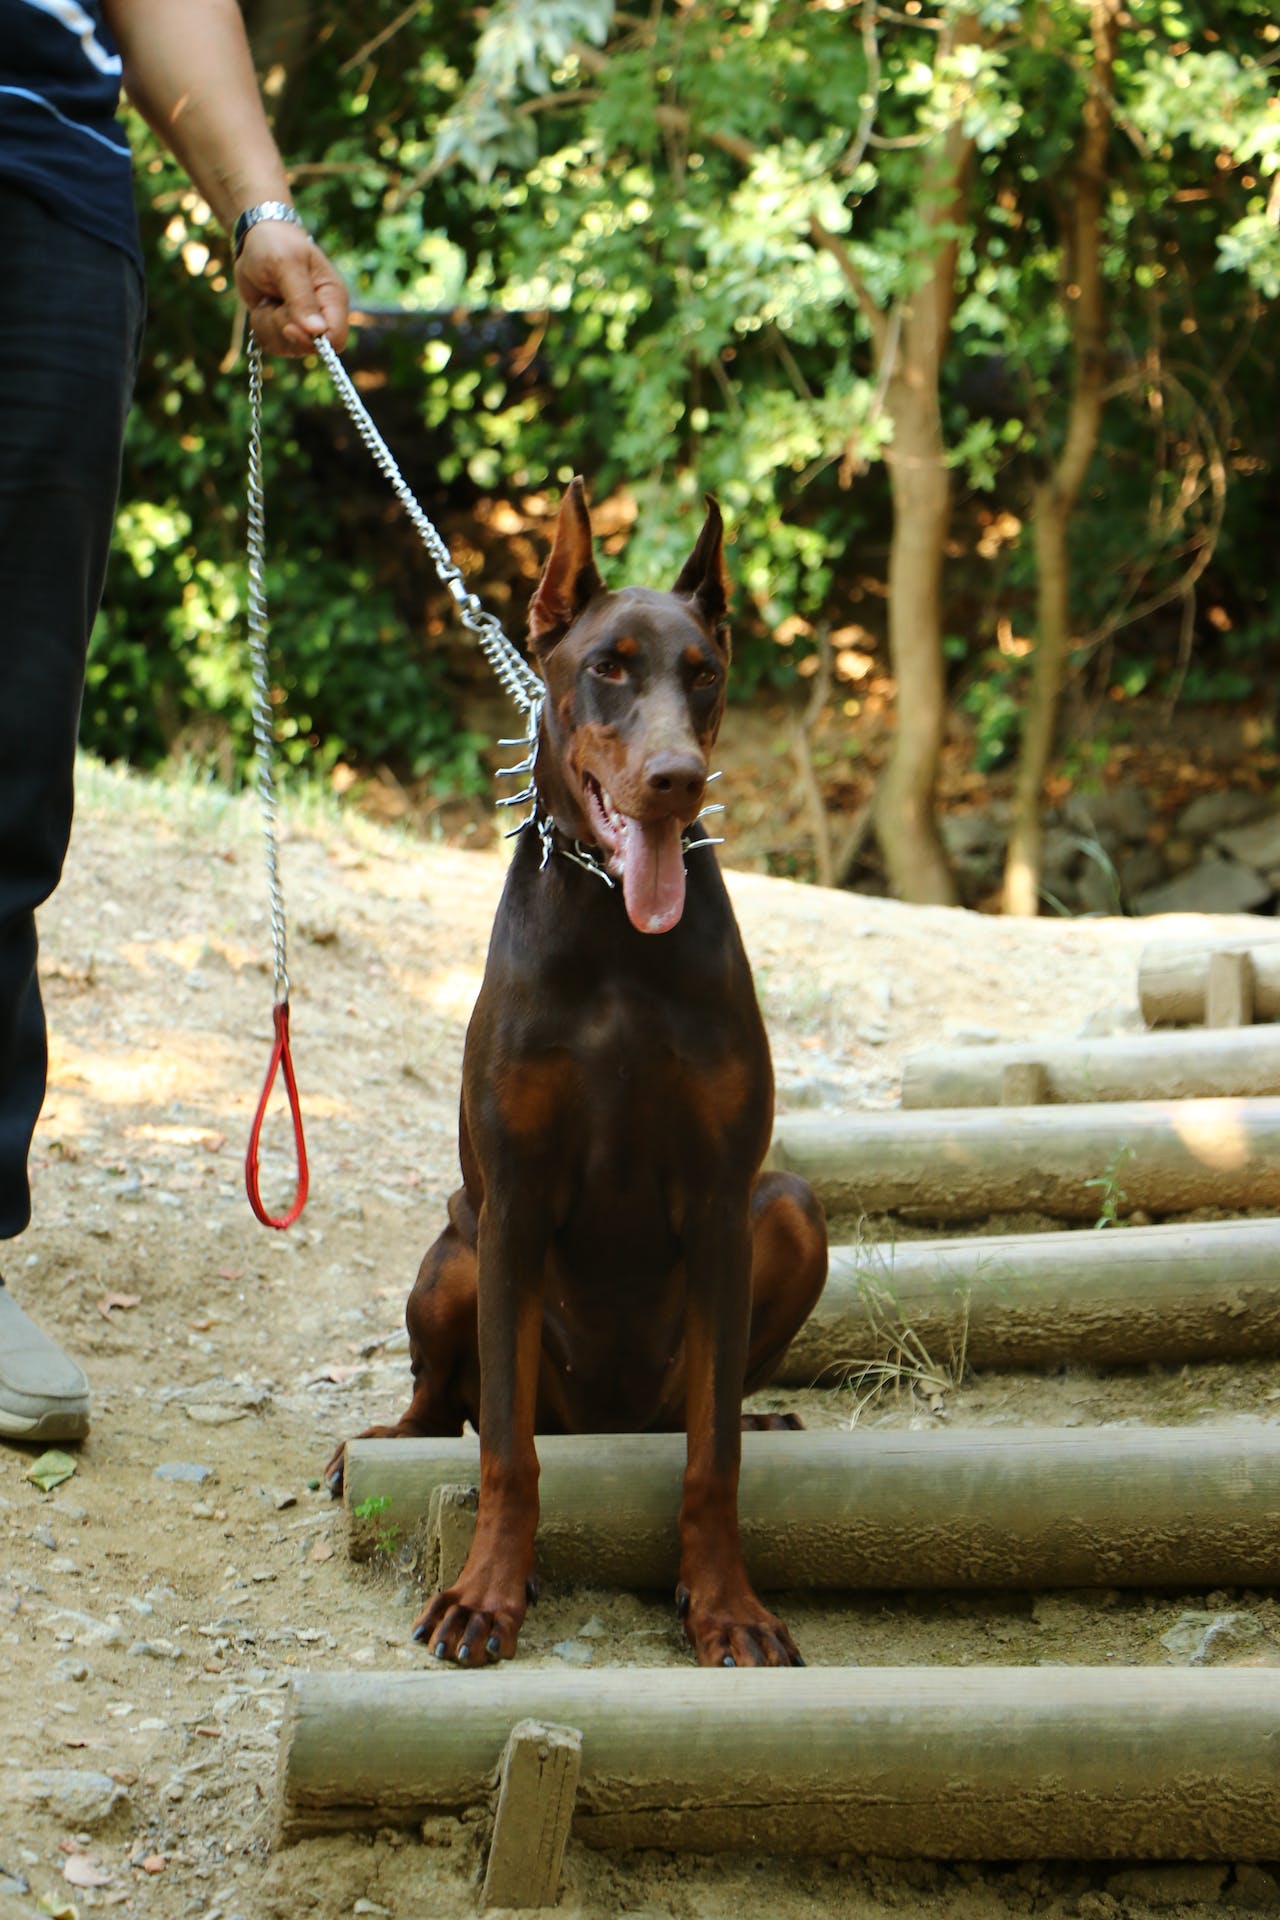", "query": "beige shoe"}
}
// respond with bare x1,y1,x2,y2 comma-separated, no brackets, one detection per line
0,1283,90,1442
